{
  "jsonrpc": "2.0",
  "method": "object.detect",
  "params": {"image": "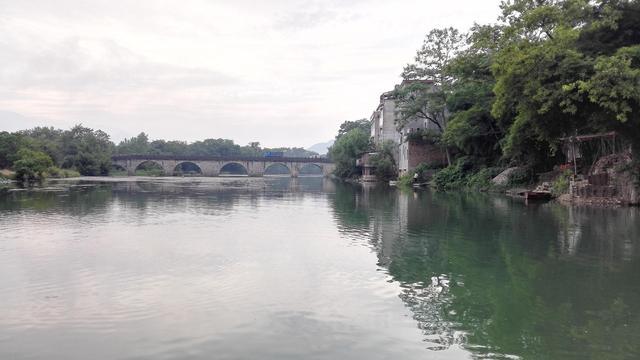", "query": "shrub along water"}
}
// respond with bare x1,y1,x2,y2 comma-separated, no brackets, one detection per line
551,170,573,197
13,149,54,183
369,141,397,182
